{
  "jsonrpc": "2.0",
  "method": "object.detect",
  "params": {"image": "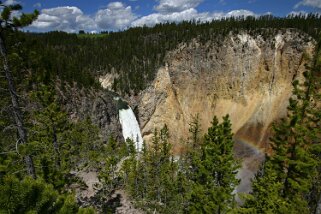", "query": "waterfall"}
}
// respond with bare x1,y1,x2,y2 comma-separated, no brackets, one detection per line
118,107,143,152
